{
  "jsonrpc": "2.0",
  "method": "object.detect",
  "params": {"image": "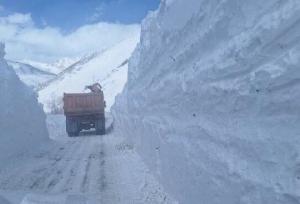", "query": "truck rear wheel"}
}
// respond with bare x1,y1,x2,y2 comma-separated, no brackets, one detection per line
95,118,105,135
66,117,80,137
